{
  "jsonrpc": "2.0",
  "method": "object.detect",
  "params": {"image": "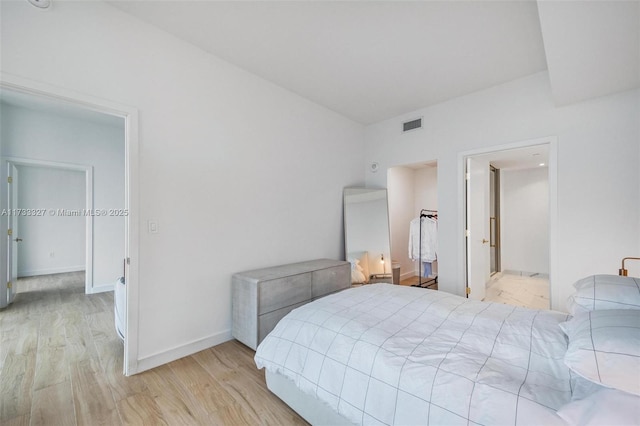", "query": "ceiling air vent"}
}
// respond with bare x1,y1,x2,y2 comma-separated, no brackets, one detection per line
402,117,422,133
